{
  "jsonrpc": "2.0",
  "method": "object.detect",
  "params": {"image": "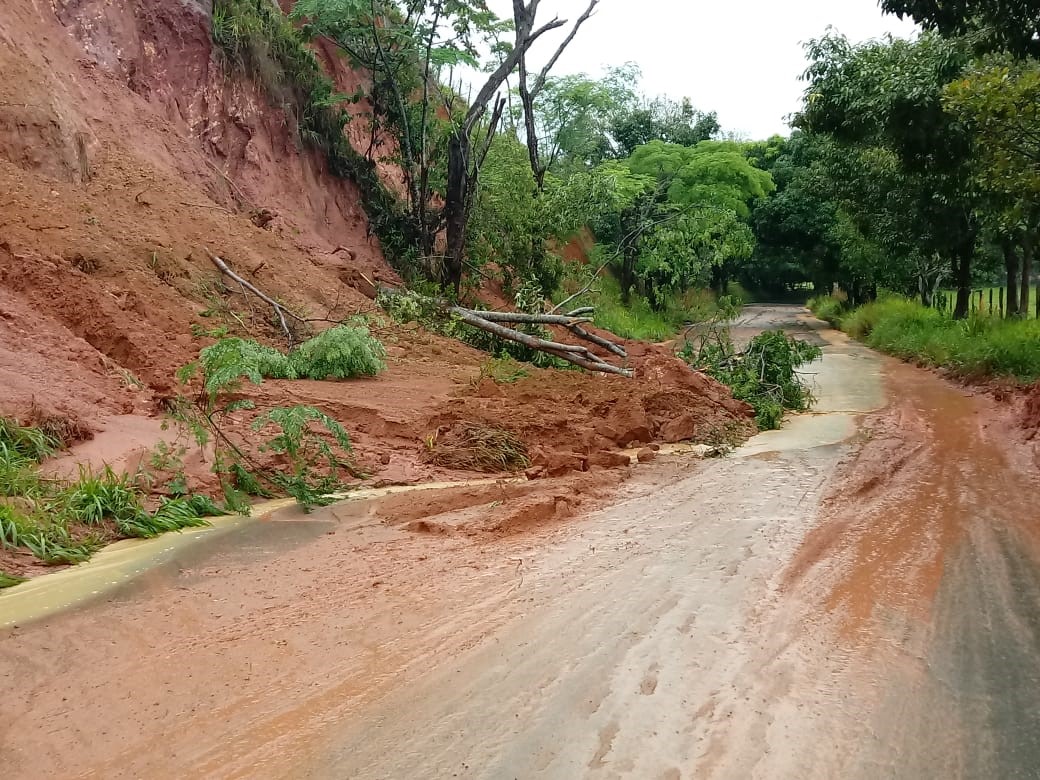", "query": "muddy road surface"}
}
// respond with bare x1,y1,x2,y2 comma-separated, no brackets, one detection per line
3,306,1040,779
